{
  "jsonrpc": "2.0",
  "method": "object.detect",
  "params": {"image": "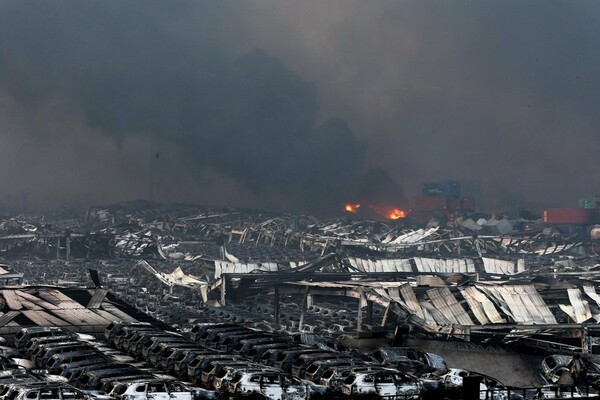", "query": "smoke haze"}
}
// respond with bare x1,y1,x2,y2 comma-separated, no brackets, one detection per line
1,1,599,213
